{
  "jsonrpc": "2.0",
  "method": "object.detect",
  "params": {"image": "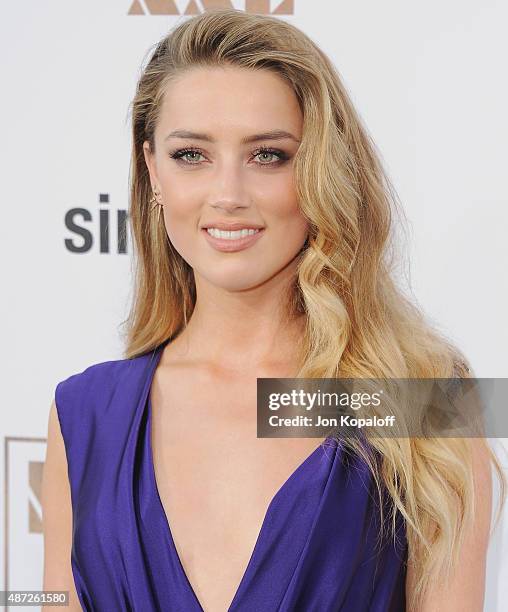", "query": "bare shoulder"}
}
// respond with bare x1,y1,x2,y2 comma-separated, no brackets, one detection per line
406,438,493,612
41,399,82,611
